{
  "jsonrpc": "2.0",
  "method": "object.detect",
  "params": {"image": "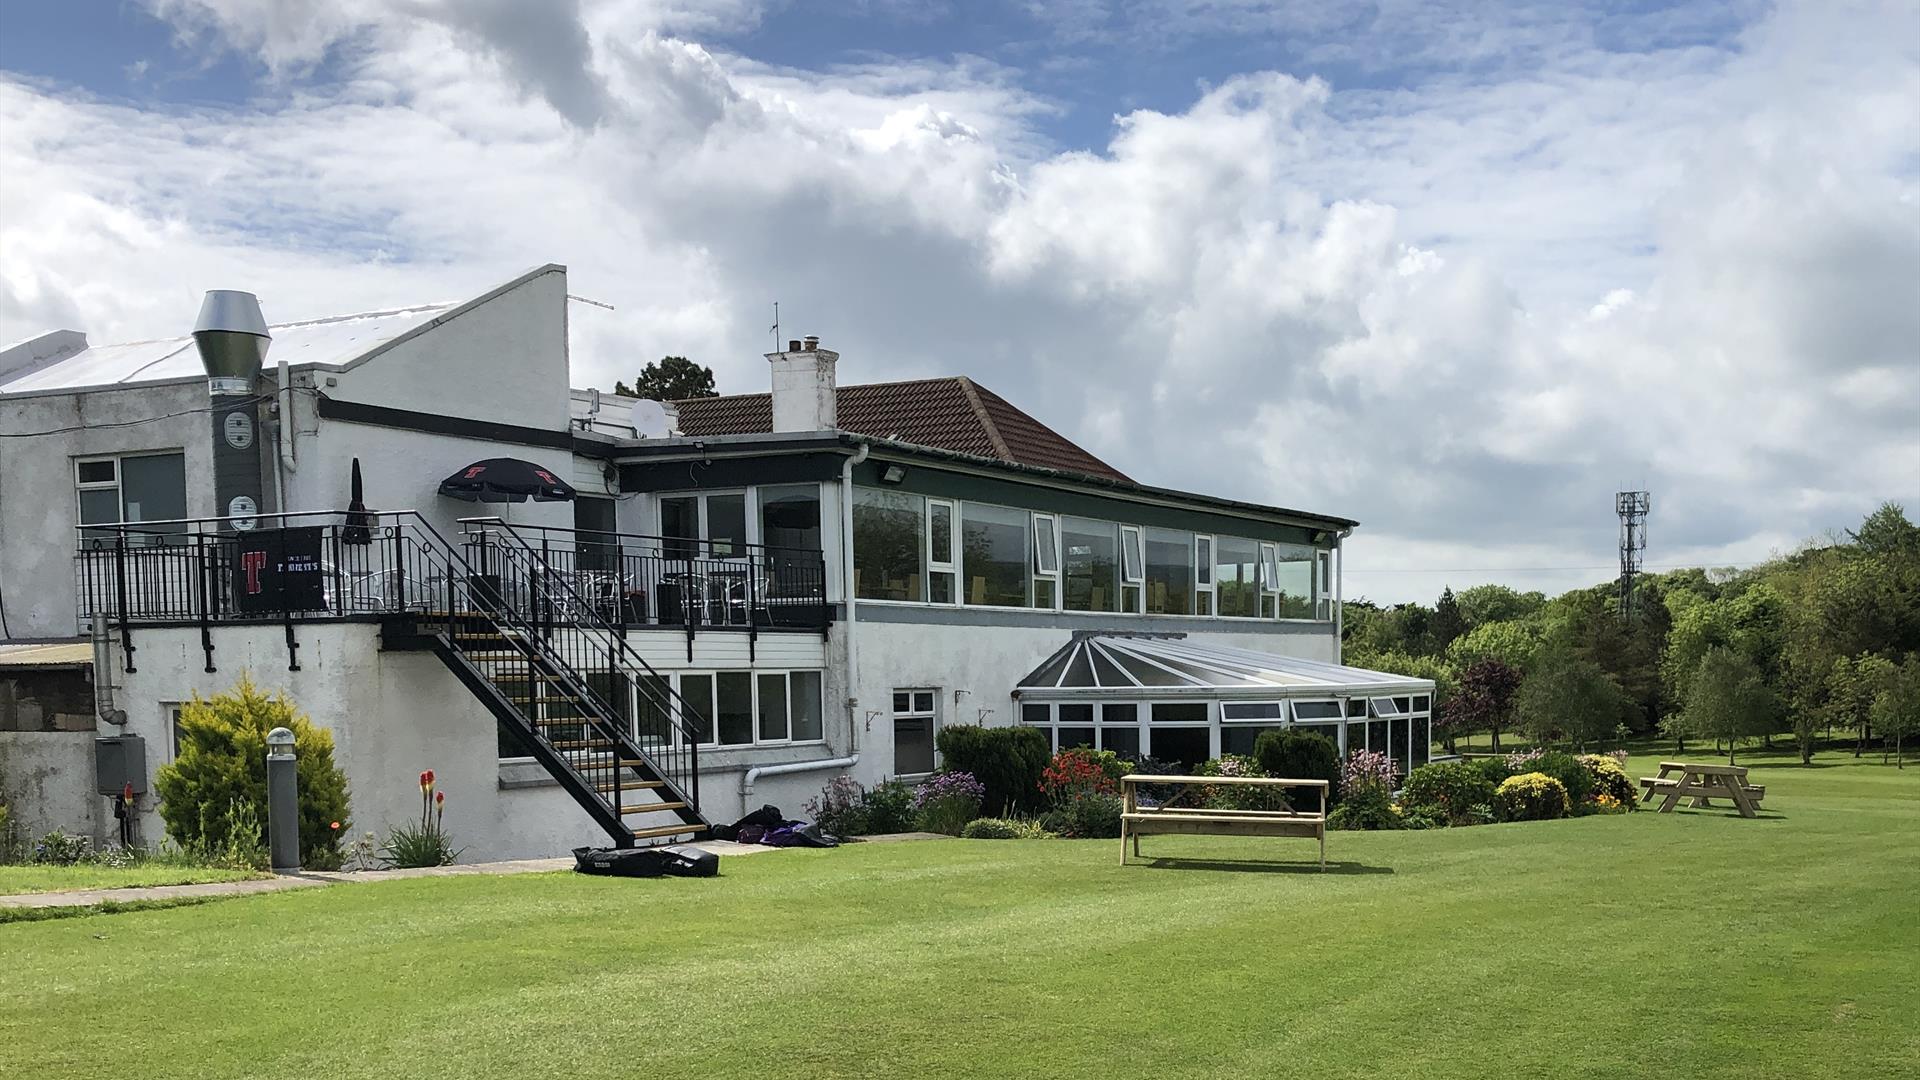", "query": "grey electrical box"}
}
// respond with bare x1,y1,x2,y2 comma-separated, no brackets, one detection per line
95,735,147,796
